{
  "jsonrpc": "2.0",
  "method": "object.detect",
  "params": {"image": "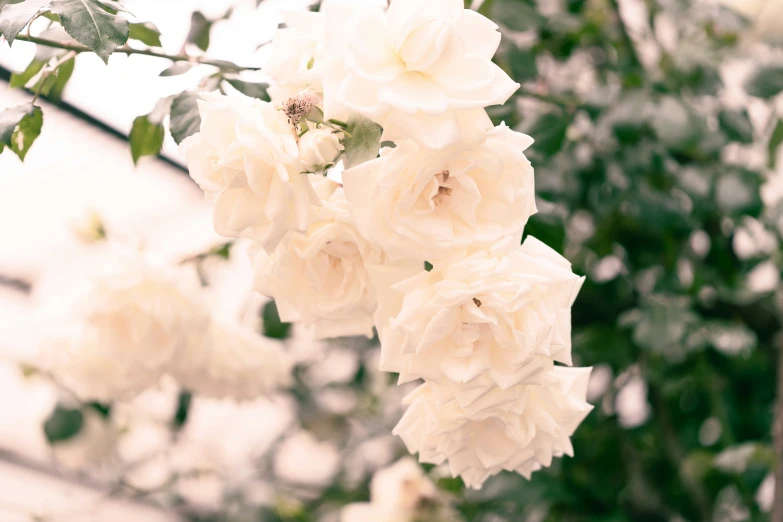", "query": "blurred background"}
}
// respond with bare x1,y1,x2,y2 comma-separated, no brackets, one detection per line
0,0,781,521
